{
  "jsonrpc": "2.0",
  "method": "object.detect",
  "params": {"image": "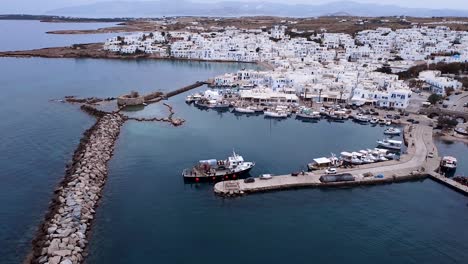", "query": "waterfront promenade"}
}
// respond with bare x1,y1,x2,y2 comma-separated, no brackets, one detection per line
215,124,467,196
